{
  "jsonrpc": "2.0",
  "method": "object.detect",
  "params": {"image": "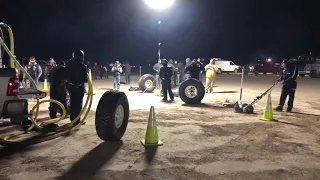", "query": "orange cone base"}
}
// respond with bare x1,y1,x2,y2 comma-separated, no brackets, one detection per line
140,138,163,146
